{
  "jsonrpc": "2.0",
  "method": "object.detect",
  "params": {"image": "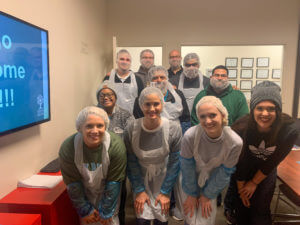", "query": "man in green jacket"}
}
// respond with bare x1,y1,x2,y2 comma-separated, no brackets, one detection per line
191,65,249,127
